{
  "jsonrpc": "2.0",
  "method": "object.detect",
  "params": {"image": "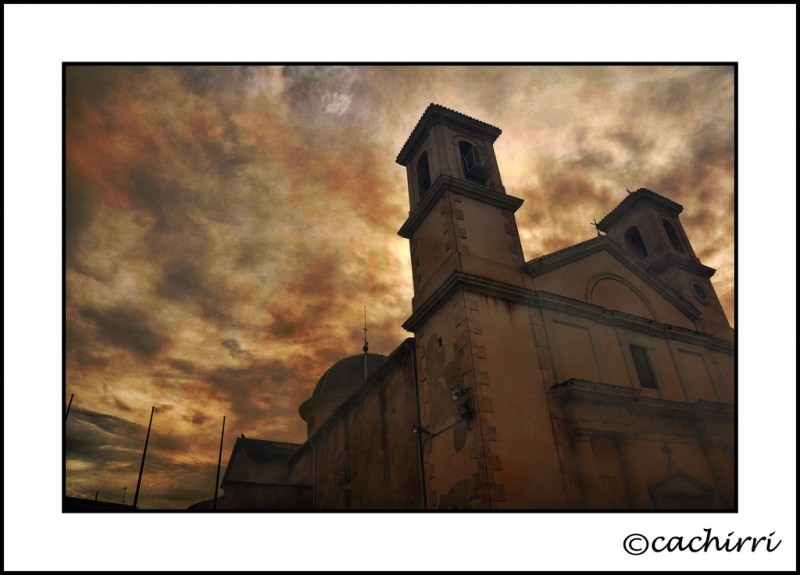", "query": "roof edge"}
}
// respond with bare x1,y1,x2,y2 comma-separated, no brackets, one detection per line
396,103,502,166
597,188,683,231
